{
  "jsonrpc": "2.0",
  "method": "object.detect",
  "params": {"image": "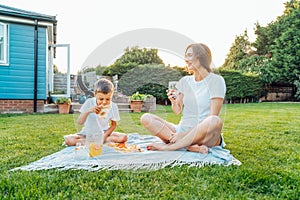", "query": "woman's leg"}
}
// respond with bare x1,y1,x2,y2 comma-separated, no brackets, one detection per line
140,113,176,143
147,115,223,151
